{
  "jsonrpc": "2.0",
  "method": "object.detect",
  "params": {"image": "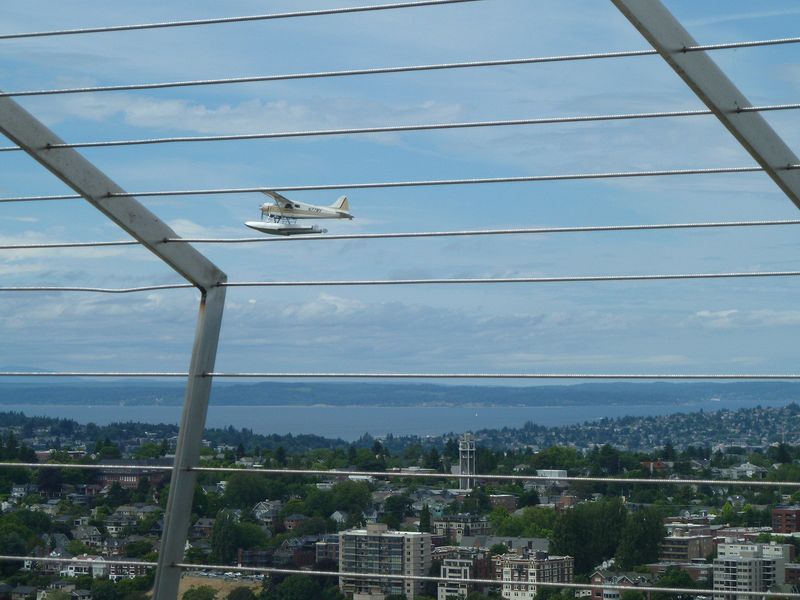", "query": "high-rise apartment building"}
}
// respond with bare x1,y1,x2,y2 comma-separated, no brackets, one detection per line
713,542,791,600
339,523,431,600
